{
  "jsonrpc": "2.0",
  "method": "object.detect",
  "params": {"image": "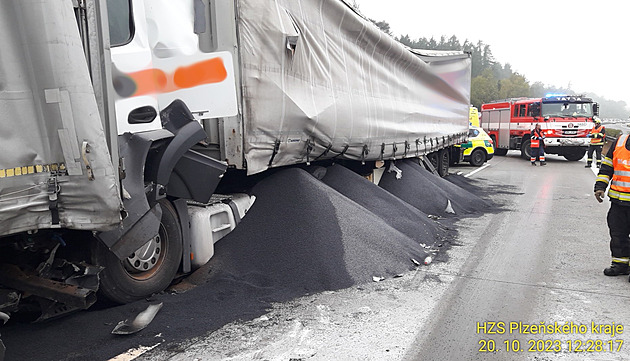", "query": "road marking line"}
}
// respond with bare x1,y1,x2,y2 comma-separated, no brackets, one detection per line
464,163,490,178
591,165,598,176
108,342,161,361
